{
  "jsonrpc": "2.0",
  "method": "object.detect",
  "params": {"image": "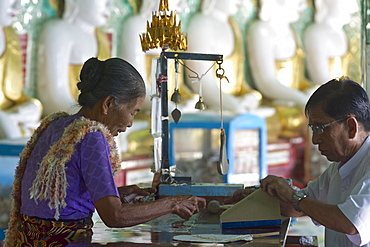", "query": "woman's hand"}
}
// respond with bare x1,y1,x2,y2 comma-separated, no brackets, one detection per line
170,195,207,220
118,185,156,203
118,185,155,197
118,170,162,204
